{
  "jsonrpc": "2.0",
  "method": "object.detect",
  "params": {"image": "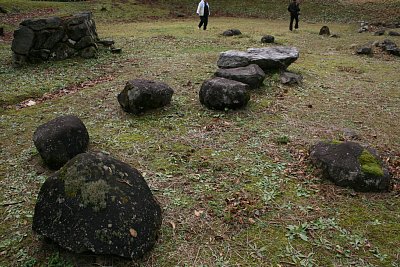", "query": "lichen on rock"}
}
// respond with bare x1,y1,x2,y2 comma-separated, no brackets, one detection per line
81,179,110,212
